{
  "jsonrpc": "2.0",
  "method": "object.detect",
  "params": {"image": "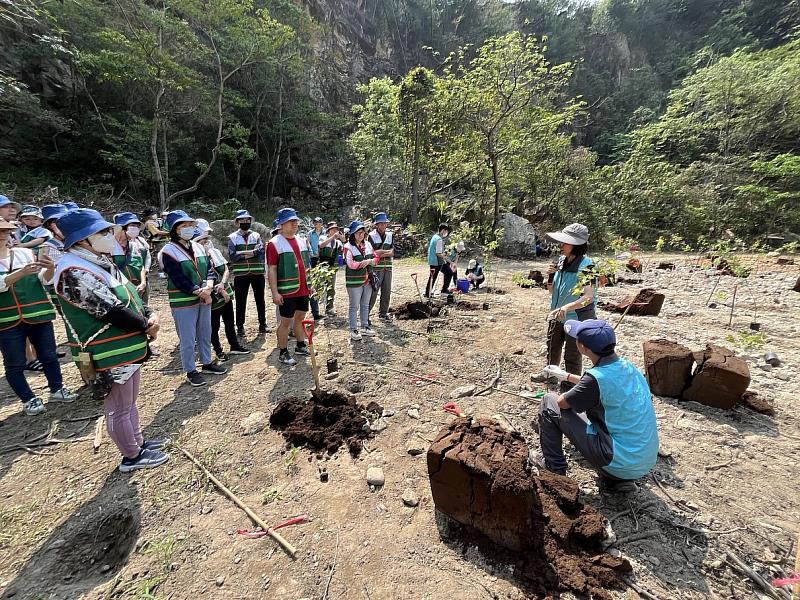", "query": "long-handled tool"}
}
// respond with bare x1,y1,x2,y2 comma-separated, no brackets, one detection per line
302,319,321,396
411,273,425,303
